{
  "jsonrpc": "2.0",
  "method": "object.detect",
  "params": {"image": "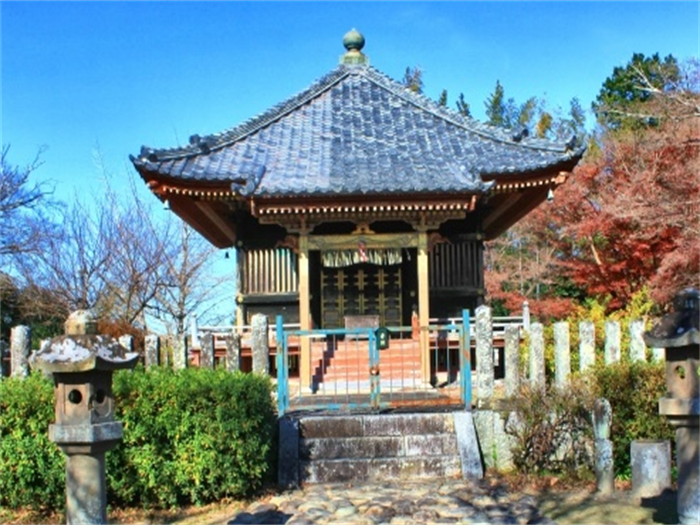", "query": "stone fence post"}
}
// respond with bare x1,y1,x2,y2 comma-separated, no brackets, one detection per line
629,319,646,362
11,325,31,379
475,305,493,406
579,321,595,372
225,332,241,372
529,323,545,389
199,332,215,369
144,334,160,368
172,335,188,370
504,324,520,397
251,313,270,375
521,301,530,333
604,321,621,364
554,322,570,387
